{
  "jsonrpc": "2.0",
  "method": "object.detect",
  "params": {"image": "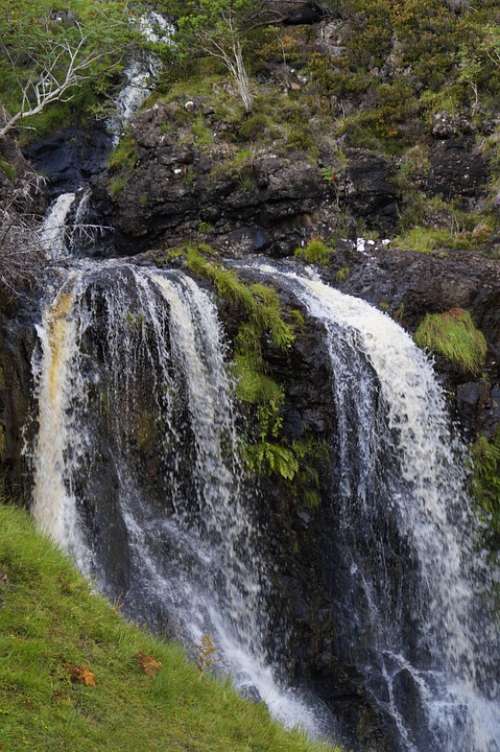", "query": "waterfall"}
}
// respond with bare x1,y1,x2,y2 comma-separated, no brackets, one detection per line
252,263,499,752
109,12,173,142
39,193,76,258
30,260,327,737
